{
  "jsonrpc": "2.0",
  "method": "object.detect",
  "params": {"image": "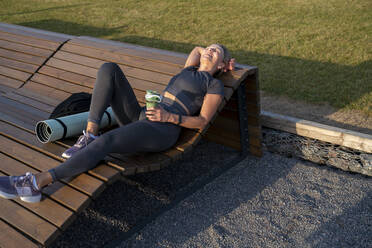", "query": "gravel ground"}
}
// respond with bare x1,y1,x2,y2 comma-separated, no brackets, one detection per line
50,139,372,248
52,139,241,247
119,152,372,248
